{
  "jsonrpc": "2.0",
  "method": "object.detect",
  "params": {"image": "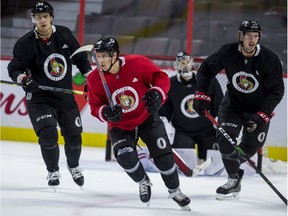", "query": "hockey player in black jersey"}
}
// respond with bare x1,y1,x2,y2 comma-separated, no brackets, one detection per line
7,1,92,189
193,20,284,200
158,51,223,161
